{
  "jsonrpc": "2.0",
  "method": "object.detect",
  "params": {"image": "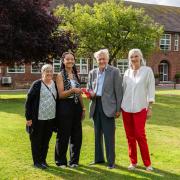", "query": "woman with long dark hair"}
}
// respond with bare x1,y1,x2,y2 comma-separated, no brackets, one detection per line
55,52,85,168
